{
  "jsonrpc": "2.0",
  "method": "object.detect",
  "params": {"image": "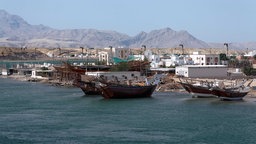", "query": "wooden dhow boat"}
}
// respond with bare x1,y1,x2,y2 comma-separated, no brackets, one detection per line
211,79,252,101
72,73,102,95
211,86,250,101
178,78,217,98
73,80,101,95
178,78,252,100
